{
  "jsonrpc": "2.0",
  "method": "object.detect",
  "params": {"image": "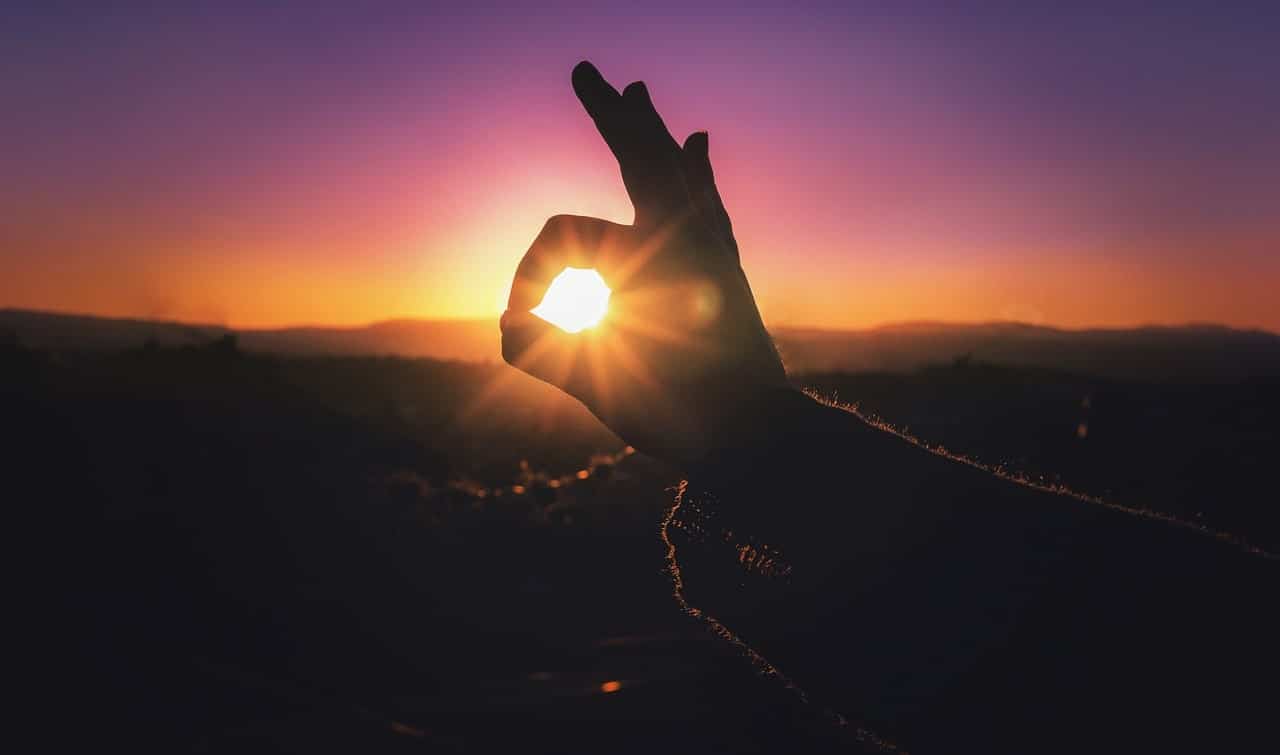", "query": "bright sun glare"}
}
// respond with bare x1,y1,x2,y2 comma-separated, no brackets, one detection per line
530,267,611,333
